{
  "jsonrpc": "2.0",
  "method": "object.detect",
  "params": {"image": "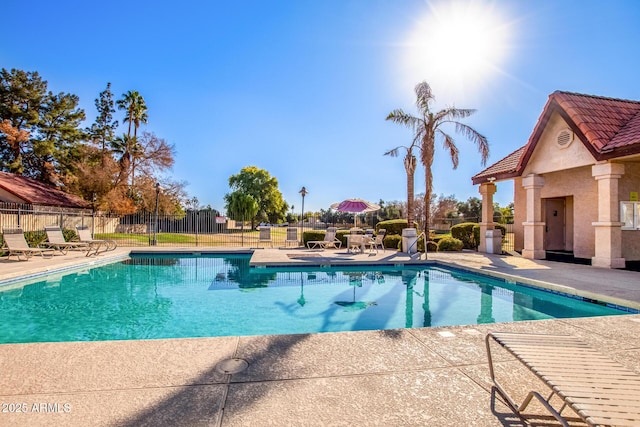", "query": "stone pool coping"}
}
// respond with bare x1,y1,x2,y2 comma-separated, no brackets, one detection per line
1,247,639,426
